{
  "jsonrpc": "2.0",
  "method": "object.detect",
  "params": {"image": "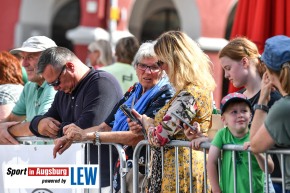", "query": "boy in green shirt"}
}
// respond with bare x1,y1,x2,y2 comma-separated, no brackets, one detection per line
207,92,274,193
